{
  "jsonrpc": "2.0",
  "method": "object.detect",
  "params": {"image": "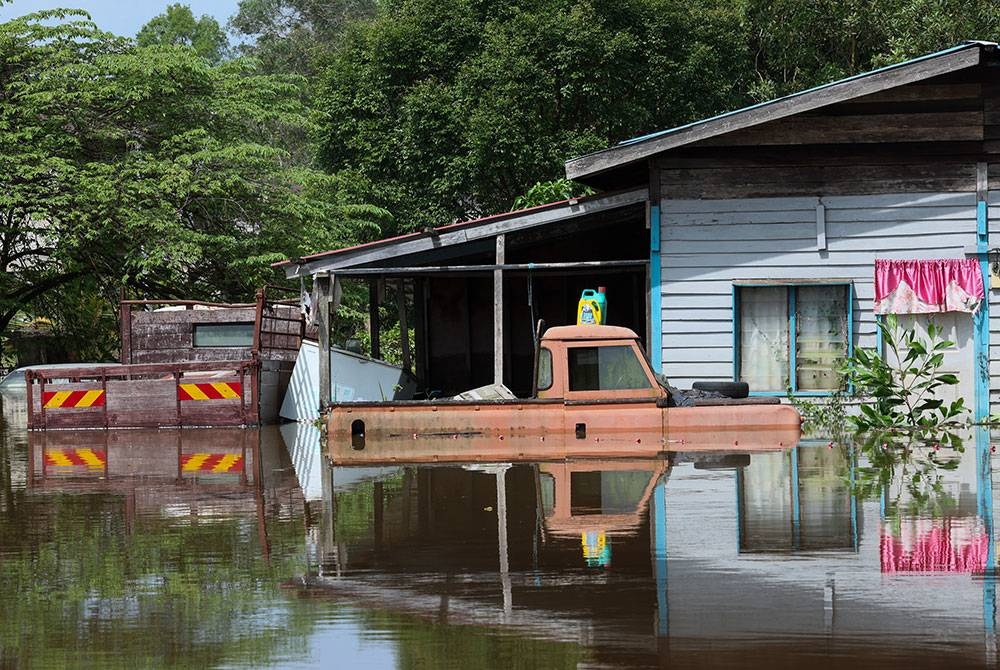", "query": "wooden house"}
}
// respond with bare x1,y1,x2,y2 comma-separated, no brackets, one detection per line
278,41,1000,420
